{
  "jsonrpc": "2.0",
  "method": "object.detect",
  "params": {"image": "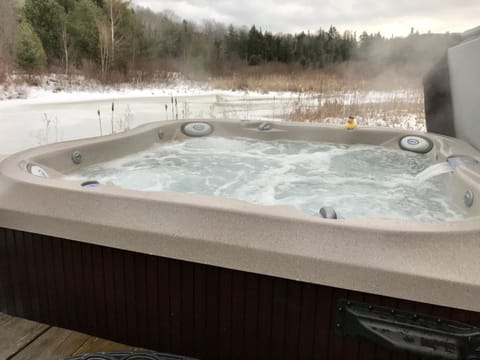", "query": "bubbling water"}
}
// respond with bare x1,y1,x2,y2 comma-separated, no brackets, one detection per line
66,137,467,222
415,155,480,183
